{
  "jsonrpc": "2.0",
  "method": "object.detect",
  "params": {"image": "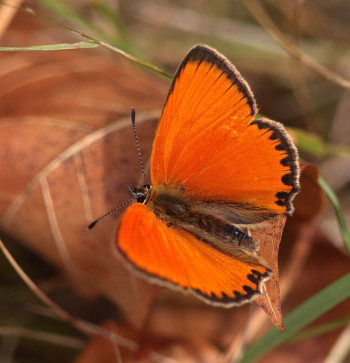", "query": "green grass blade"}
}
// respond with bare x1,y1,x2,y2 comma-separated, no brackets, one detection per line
318,177,350,253
12,4,171,80
240,273,350,363
0,42,98,52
